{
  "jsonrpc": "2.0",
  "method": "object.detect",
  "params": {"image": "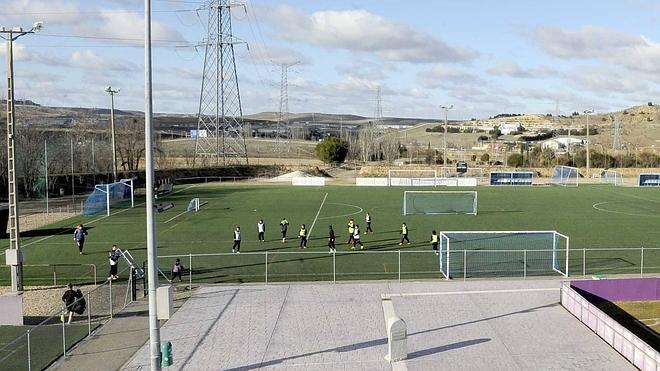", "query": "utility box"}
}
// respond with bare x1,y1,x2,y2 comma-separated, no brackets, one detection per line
0,292,24,325
157,285,173,320
5,248,22,266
